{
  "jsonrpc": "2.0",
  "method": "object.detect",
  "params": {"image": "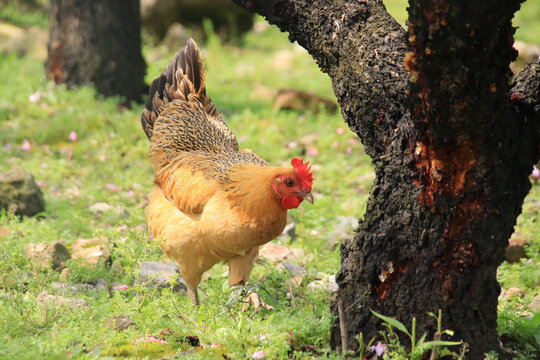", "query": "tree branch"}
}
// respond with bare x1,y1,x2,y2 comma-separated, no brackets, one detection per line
231,0,409,158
